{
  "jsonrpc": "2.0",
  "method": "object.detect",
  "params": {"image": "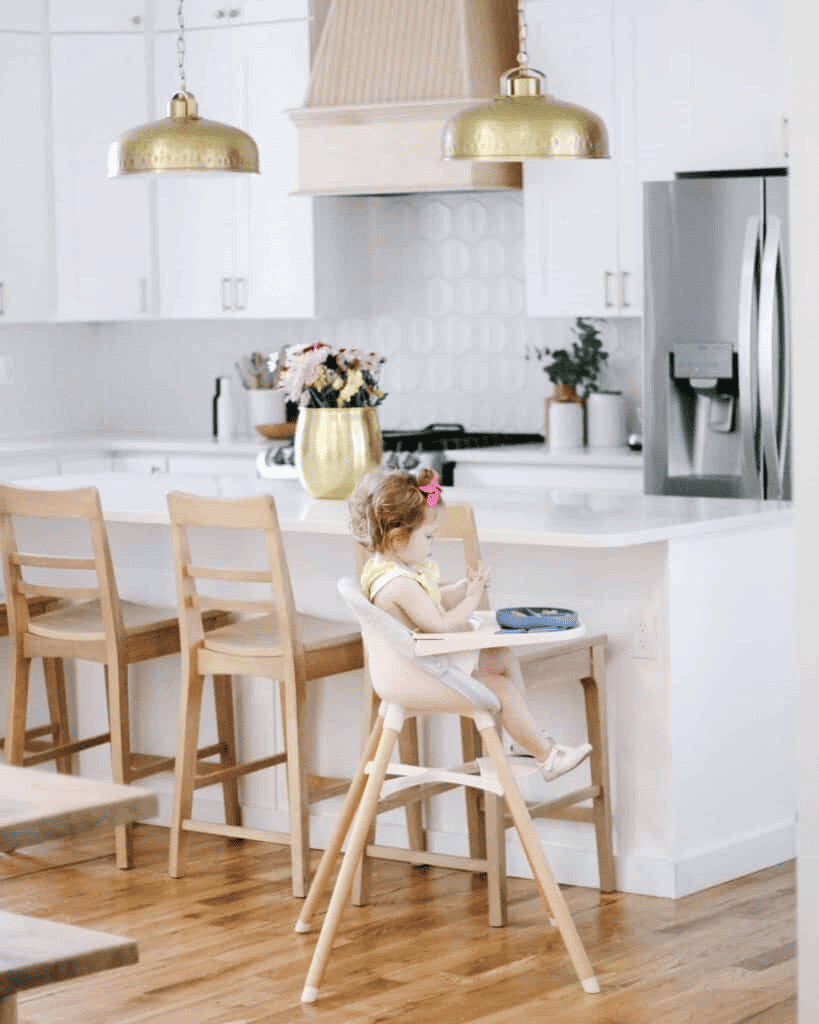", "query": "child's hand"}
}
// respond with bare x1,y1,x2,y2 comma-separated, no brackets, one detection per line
467,563,491,589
